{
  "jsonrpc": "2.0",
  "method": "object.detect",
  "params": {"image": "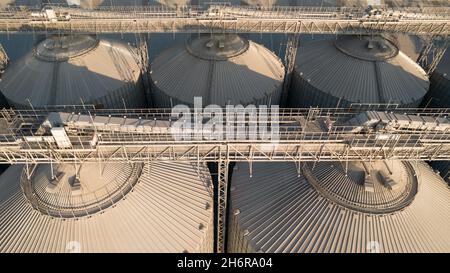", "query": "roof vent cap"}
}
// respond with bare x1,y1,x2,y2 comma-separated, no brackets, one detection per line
206,40,214,49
